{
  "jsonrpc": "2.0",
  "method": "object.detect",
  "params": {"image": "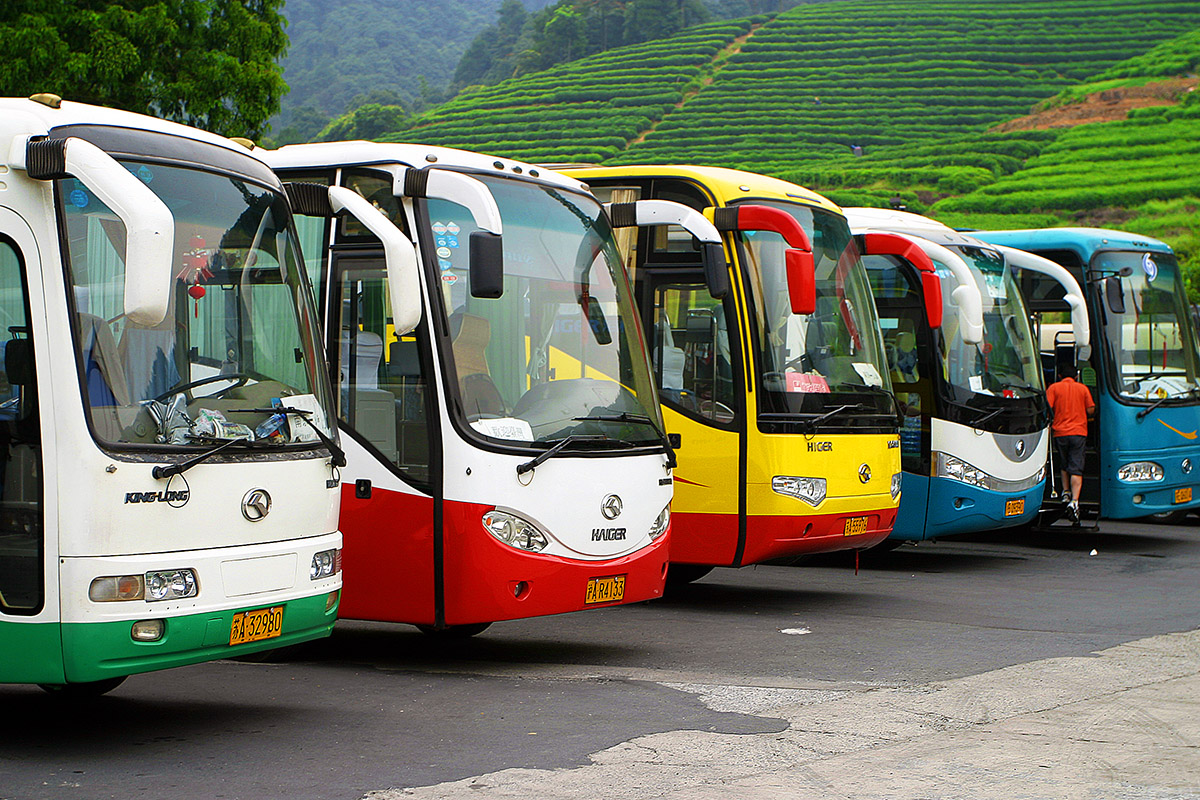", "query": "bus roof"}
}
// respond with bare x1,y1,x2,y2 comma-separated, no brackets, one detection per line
557,164,840,214
1,96,256,159
263,140,588,194
971,227,1173,261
